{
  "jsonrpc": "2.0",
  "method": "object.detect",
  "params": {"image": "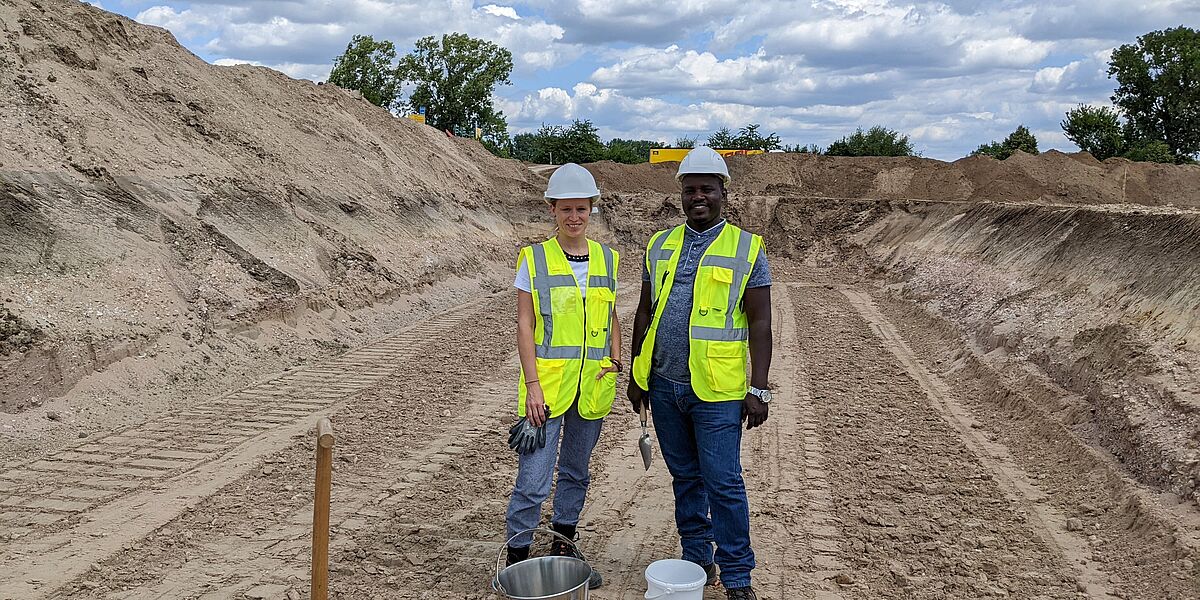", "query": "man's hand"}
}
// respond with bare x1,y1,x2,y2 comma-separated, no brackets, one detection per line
627,379,648,413
742,393,768,430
